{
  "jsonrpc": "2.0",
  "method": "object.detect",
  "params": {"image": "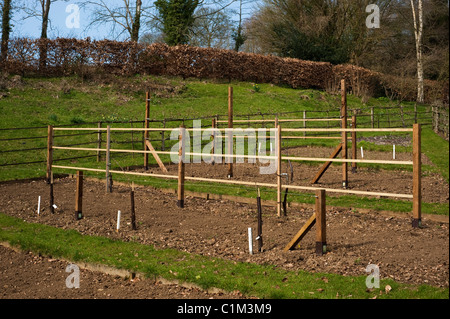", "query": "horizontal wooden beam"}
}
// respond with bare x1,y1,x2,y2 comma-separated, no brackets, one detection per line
52,165,413,199
283,155,413,165
54,127,414,133
283,128,413,133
